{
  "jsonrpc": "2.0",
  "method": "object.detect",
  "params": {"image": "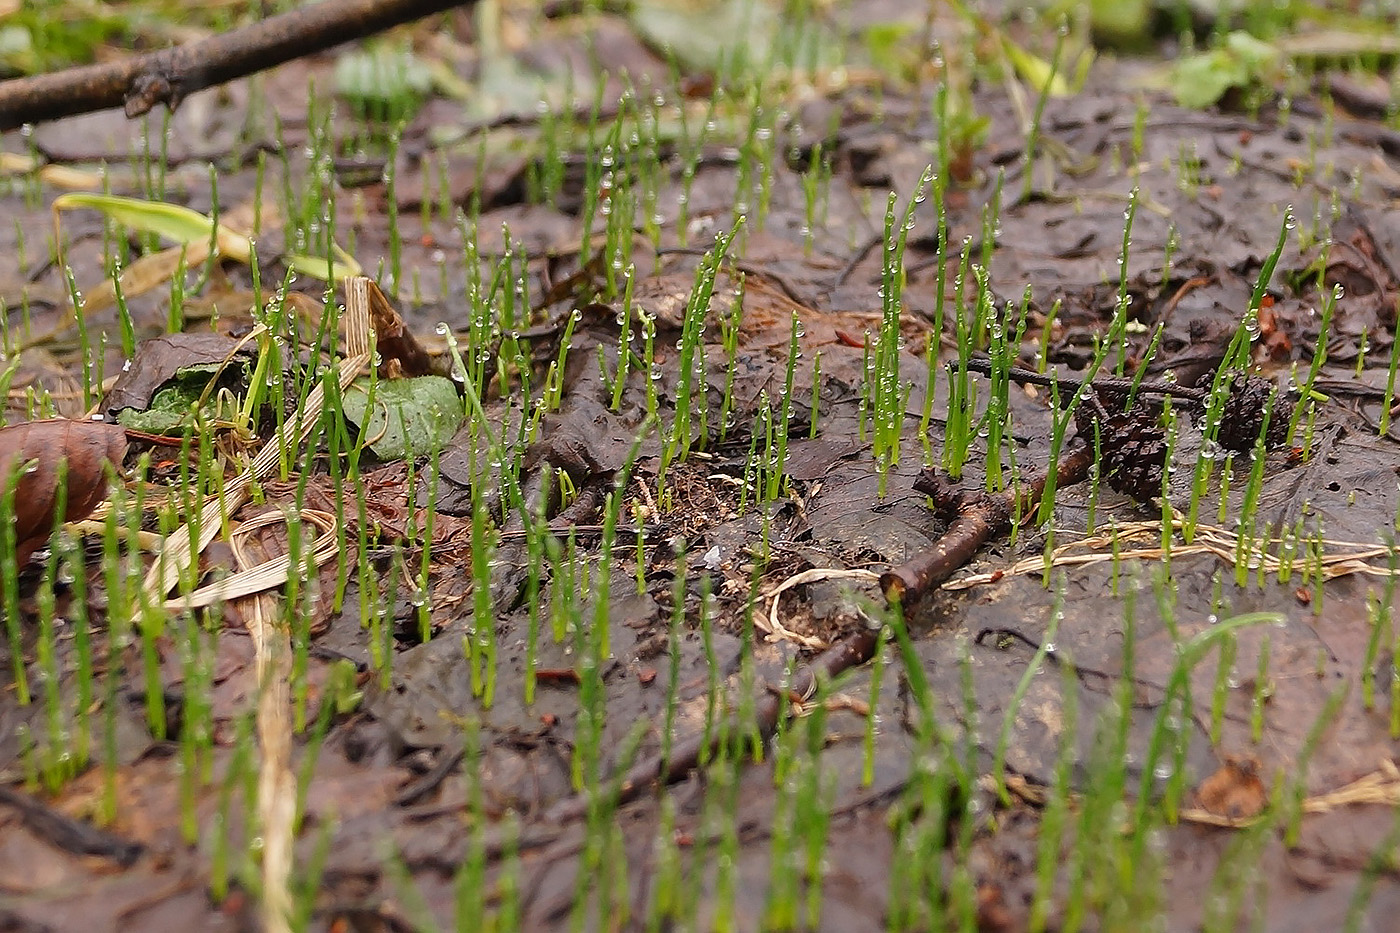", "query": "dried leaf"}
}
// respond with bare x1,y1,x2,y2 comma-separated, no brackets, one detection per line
1195,755,1269,820
0,419,127,565
366,278,435,378
102,332,256,421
